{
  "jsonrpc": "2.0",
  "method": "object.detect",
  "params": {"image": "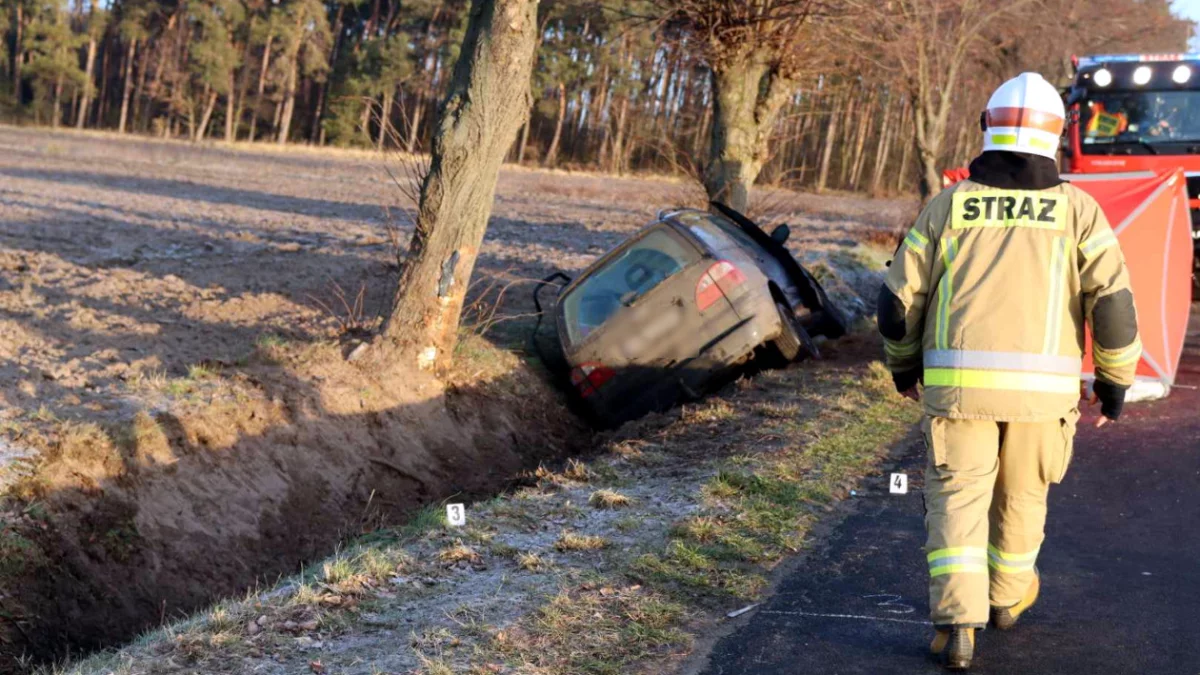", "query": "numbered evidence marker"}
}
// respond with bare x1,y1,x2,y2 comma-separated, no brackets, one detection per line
889,473,908,495
446,503,466,527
